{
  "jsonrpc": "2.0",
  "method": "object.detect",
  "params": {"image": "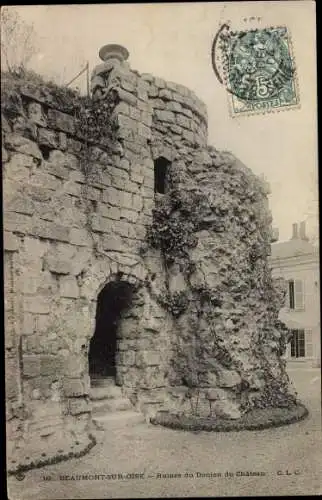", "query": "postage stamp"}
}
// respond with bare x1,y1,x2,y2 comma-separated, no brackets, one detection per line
212,25,300,116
